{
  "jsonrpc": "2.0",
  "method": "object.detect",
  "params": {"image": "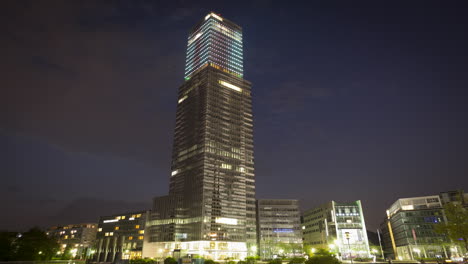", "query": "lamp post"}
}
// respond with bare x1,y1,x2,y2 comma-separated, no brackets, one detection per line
345,232,353,264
